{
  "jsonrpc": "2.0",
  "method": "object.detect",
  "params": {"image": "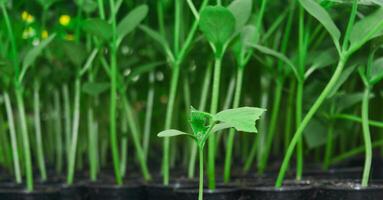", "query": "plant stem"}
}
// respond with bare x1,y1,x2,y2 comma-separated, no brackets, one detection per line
109,0,123,185
223,68,244,183
208,57,223,189
199,147,204,200
54,90,63,175
34,82,47,181
361,87,372,187
284,80,295,151
143,72,155,160
88,107,98,181
122,96,152,181
275,54,348,188
4,92,22,184
333,114,383,128
295,81,303,180
163,63,180,185
332,140,383,165
323,102,335,170
258,78,284,174
63,85,72,163
67,79,81,185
